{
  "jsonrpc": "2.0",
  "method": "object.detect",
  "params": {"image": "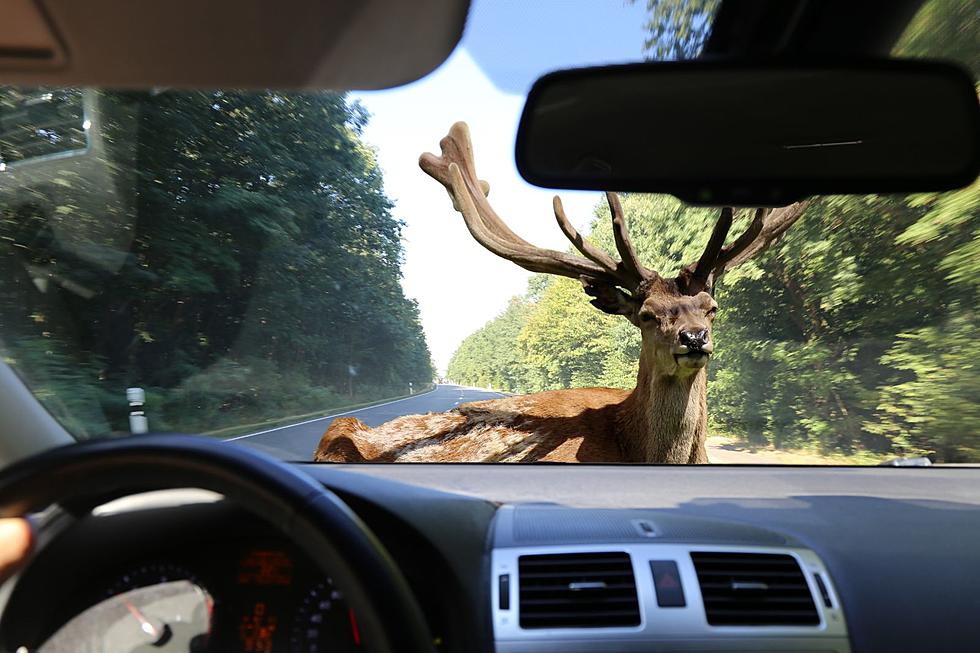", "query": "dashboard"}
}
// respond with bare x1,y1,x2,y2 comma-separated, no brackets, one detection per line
2,463,980,653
